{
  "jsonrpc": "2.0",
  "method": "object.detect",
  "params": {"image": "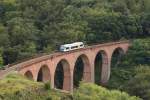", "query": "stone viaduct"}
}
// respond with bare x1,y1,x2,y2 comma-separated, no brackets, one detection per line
0,41,130,92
